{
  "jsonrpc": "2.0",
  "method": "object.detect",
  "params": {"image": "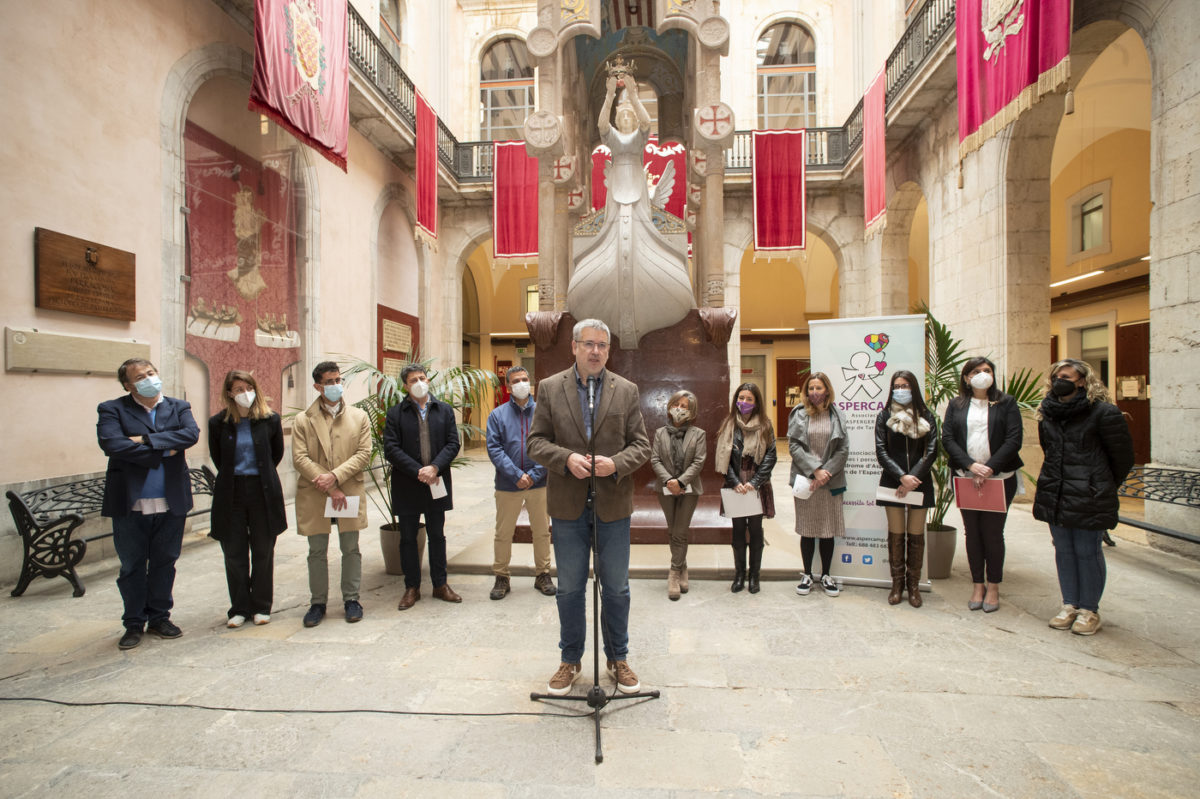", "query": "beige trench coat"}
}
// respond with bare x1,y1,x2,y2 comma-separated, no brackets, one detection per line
291,397,372,534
